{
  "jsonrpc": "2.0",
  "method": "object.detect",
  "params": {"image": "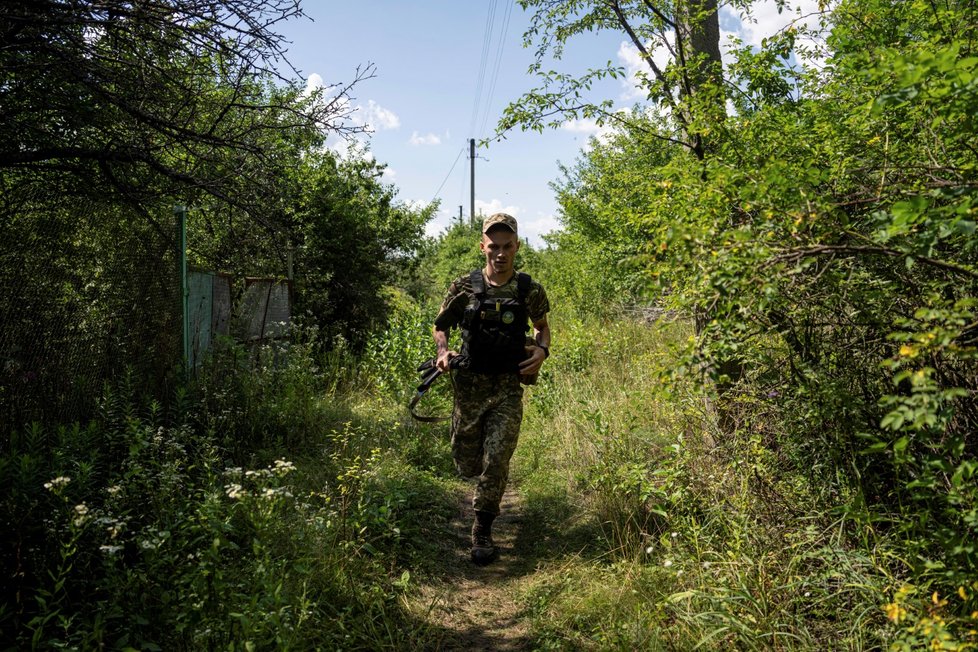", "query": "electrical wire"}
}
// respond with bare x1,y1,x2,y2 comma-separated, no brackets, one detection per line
429,145,467,205
478,0,514,139
430,0,513,221
469,0,498,139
